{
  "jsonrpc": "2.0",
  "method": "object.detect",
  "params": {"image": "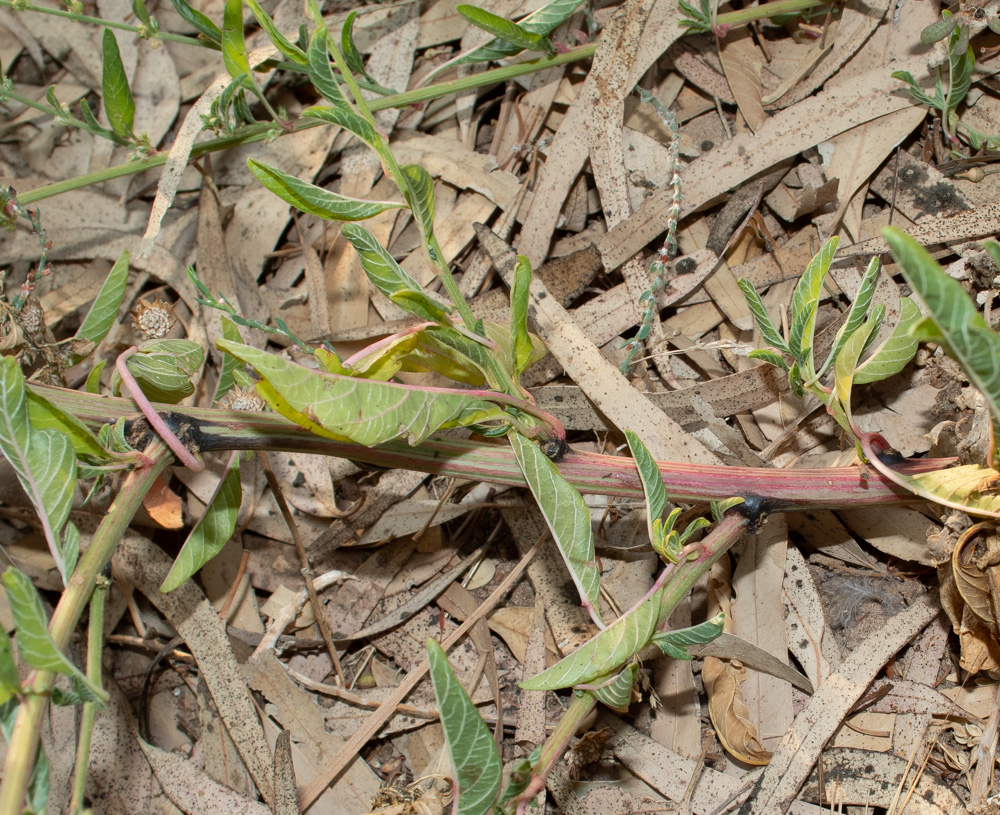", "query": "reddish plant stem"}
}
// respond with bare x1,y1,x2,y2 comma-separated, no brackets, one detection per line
31,383,949,510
